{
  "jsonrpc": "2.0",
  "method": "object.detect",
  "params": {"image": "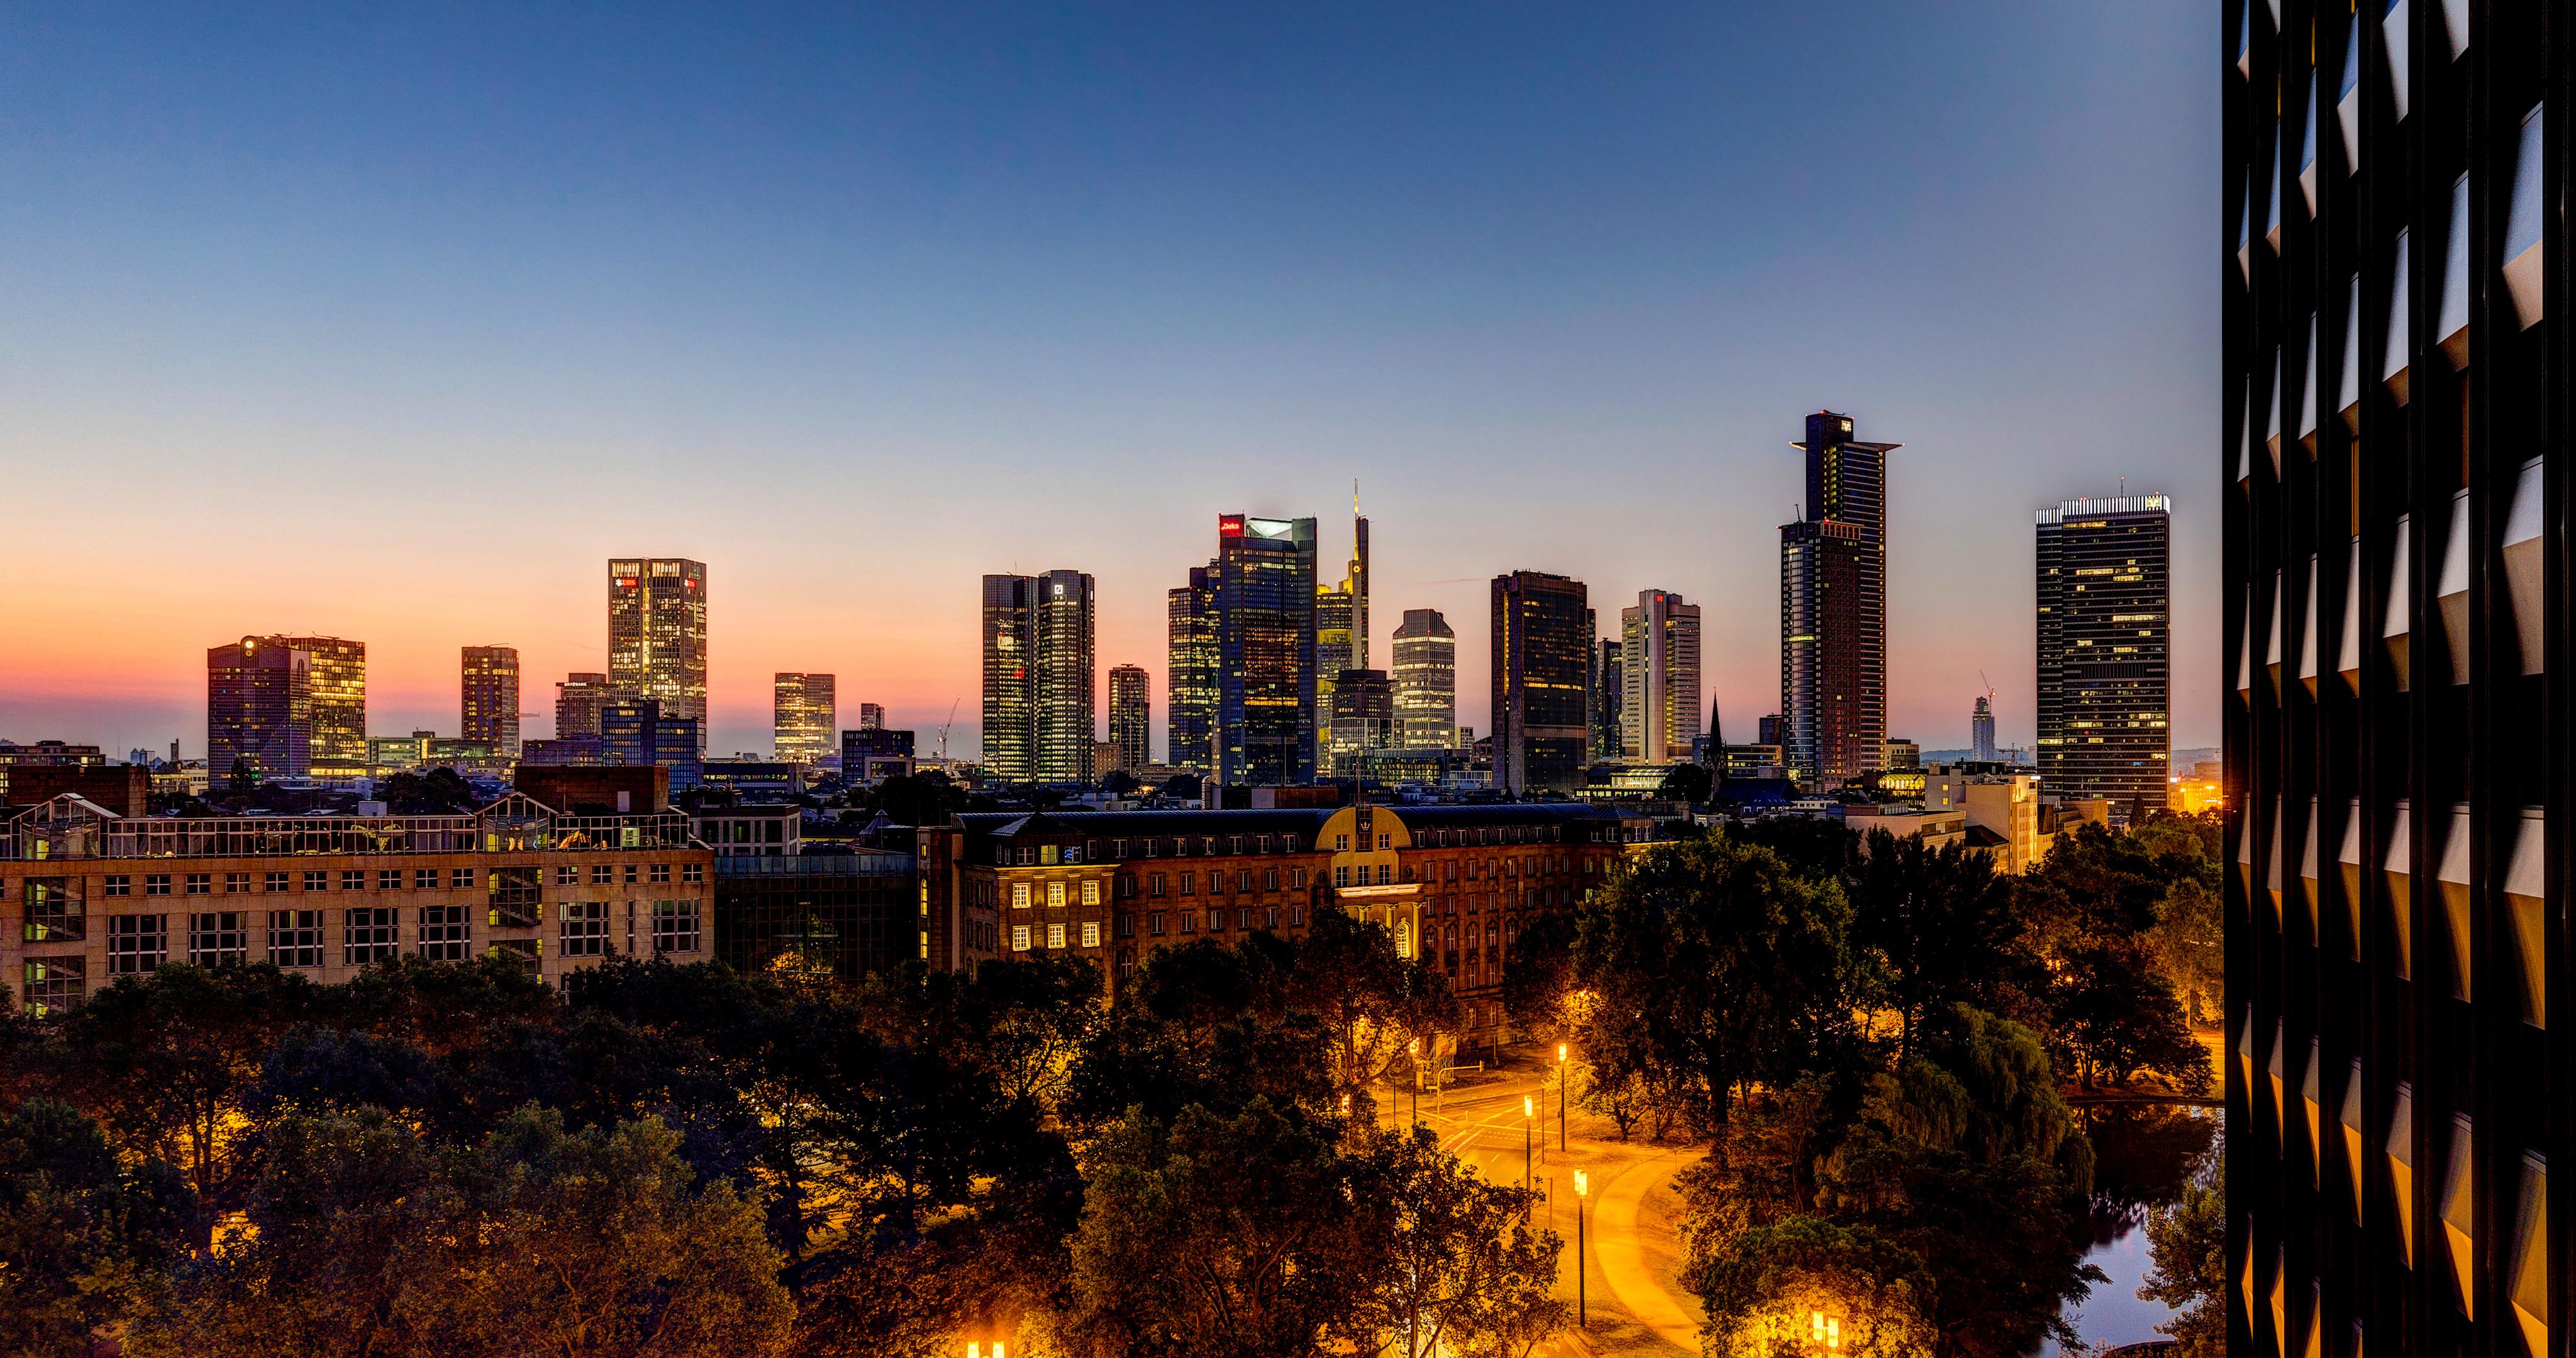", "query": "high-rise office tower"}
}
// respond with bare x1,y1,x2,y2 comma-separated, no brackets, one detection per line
1779,411,1897,787
980,575,1038,781
608,559,708,752
2227,8,2567,1354
1108,665,1152,772
1391,609,1456,749
207,638,312,783
773,672,838,766
1971,695,1998,763
1591,636,1624,760
557,673,611,739
600,700,704,790
267,636,365,780
1215,516,1318,785
1491,571,1589,795
2036,495,2171,806
1621,589,1703,765
857,703,885,731
1034,570,1097,782
1166,565,1219,774
982,571,1096,782
460,646,521,758
1325,668,1395,776
1314,505,1370,715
